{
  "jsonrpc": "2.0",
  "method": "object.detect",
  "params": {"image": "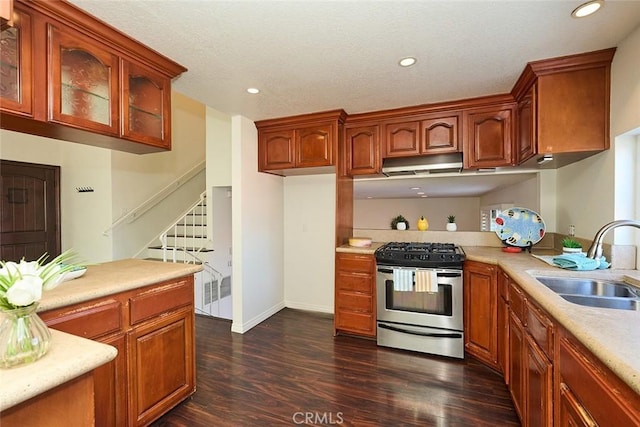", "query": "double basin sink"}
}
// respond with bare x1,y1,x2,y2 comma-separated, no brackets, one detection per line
534,276,640,311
